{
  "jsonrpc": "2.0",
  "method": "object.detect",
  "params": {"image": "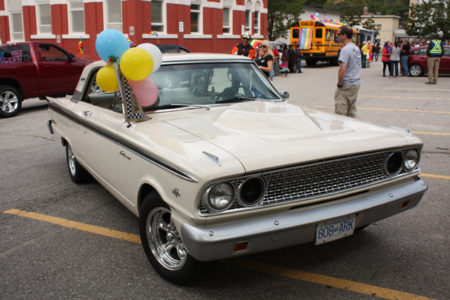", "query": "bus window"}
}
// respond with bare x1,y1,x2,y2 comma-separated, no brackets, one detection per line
326,29,332,41
292,29,299,39
334,30,339,43
315,28,323,38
